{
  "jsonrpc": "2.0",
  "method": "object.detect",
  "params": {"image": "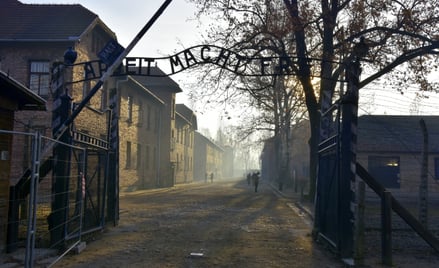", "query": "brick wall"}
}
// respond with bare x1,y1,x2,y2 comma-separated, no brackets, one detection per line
117,78,168,191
